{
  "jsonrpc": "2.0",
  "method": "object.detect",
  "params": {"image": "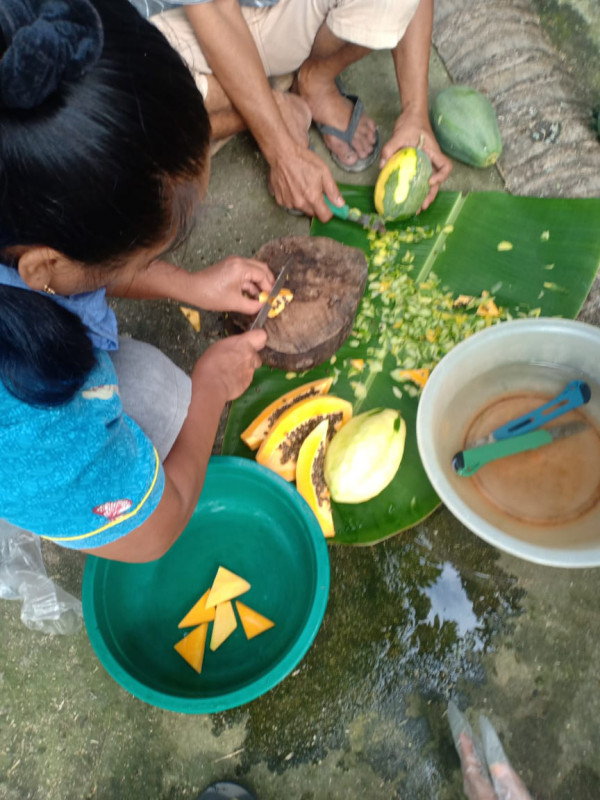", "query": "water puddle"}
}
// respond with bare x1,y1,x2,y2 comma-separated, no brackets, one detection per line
217,513,525,787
